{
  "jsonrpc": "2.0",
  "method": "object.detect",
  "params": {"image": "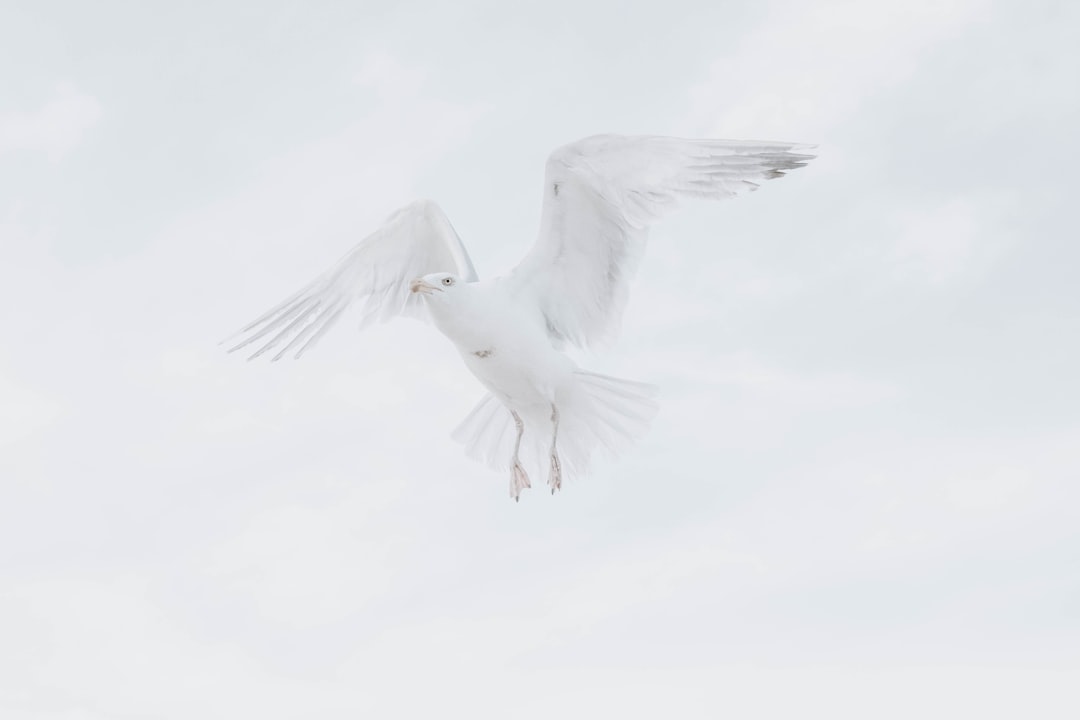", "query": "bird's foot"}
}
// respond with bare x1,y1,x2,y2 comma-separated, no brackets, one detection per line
511,460,531,502
548,452,562,494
